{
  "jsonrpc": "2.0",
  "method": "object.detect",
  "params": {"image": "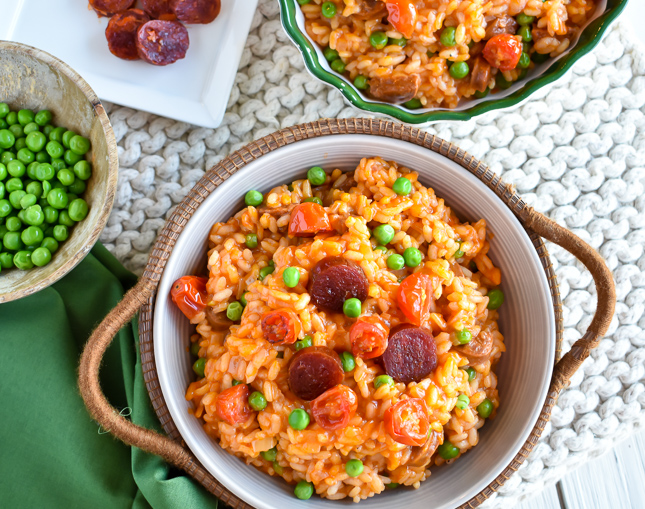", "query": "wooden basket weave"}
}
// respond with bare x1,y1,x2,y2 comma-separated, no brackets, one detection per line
78,119,616,509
